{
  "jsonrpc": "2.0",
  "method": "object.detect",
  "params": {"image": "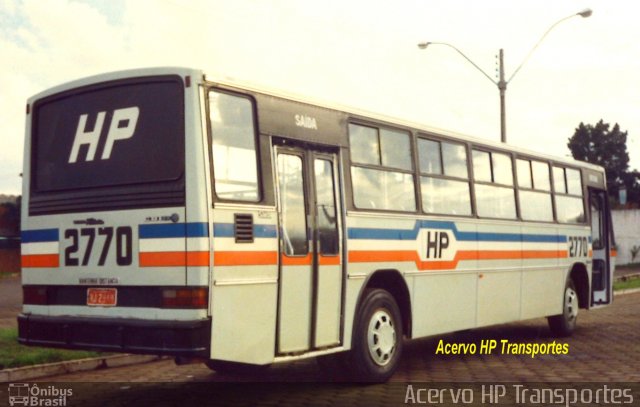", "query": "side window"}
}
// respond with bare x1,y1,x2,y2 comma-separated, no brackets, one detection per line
418,138,472,216
516,159,553,222
472,149,516,219
553,166,566,194
566,168,583,195
209,90,260,201
349,123,415,211
532,161,551,191
553,166,585,223
472,150,492,183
